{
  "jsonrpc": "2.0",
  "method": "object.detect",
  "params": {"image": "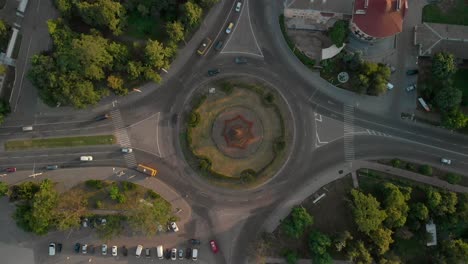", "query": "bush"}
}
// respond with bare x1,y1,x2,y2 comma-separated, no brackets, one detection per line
95,200,103,209
406,163,416,172
121,181,136,192
221,82,234,95
419,165,433,176
9,182,40,201
328,20,348,48
283,249,298,264
85,179,104,189
188,111,200,127
0,182,8,197
198,157,212,171
391,159,402,168
146,190,160,199
240,169,256,183
263,92,275,105
445,173,462,184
